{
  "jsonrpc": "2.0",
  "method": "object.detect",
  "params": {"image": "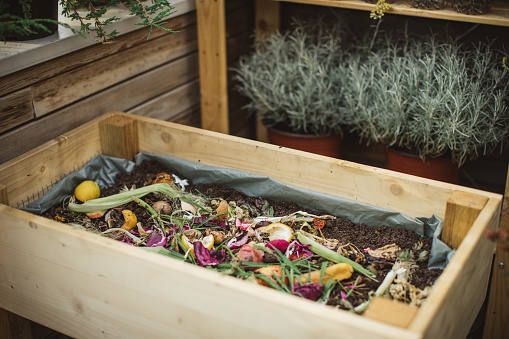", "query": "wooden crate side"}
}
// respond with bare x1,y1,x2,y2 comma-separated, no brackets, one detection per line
0,205,419,339
0,115,107,207
133,115,500,219
408,197,501,338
